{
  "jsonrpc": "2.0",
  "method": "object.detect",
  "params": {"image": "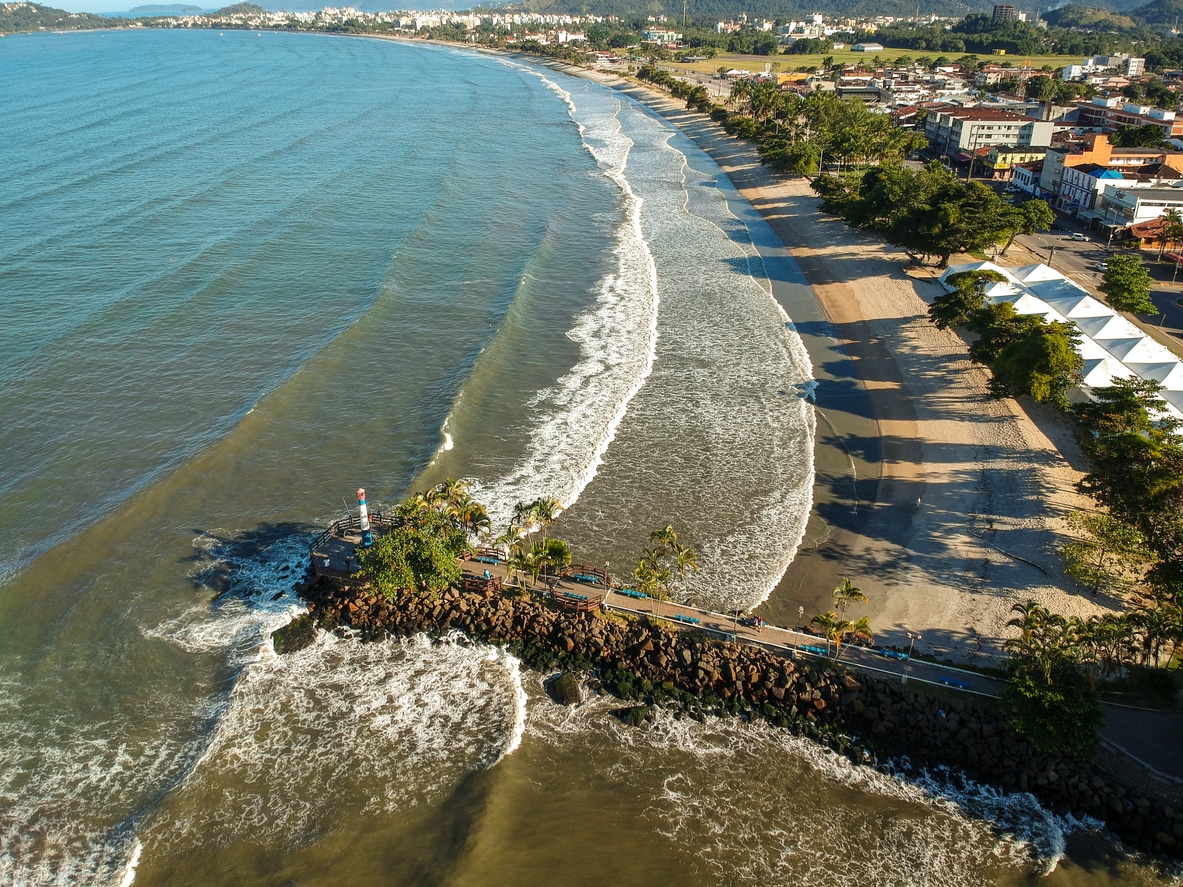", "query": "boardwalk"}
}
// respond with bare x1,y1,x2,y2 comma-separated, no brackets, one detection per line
455,553,1006,697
